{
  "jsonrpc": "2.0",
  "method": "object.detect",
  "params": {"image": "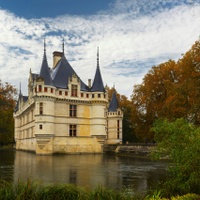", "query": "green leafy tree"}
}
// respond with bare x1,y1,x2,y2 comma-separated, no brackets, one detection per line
151,118,200,196
0,80,17,144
